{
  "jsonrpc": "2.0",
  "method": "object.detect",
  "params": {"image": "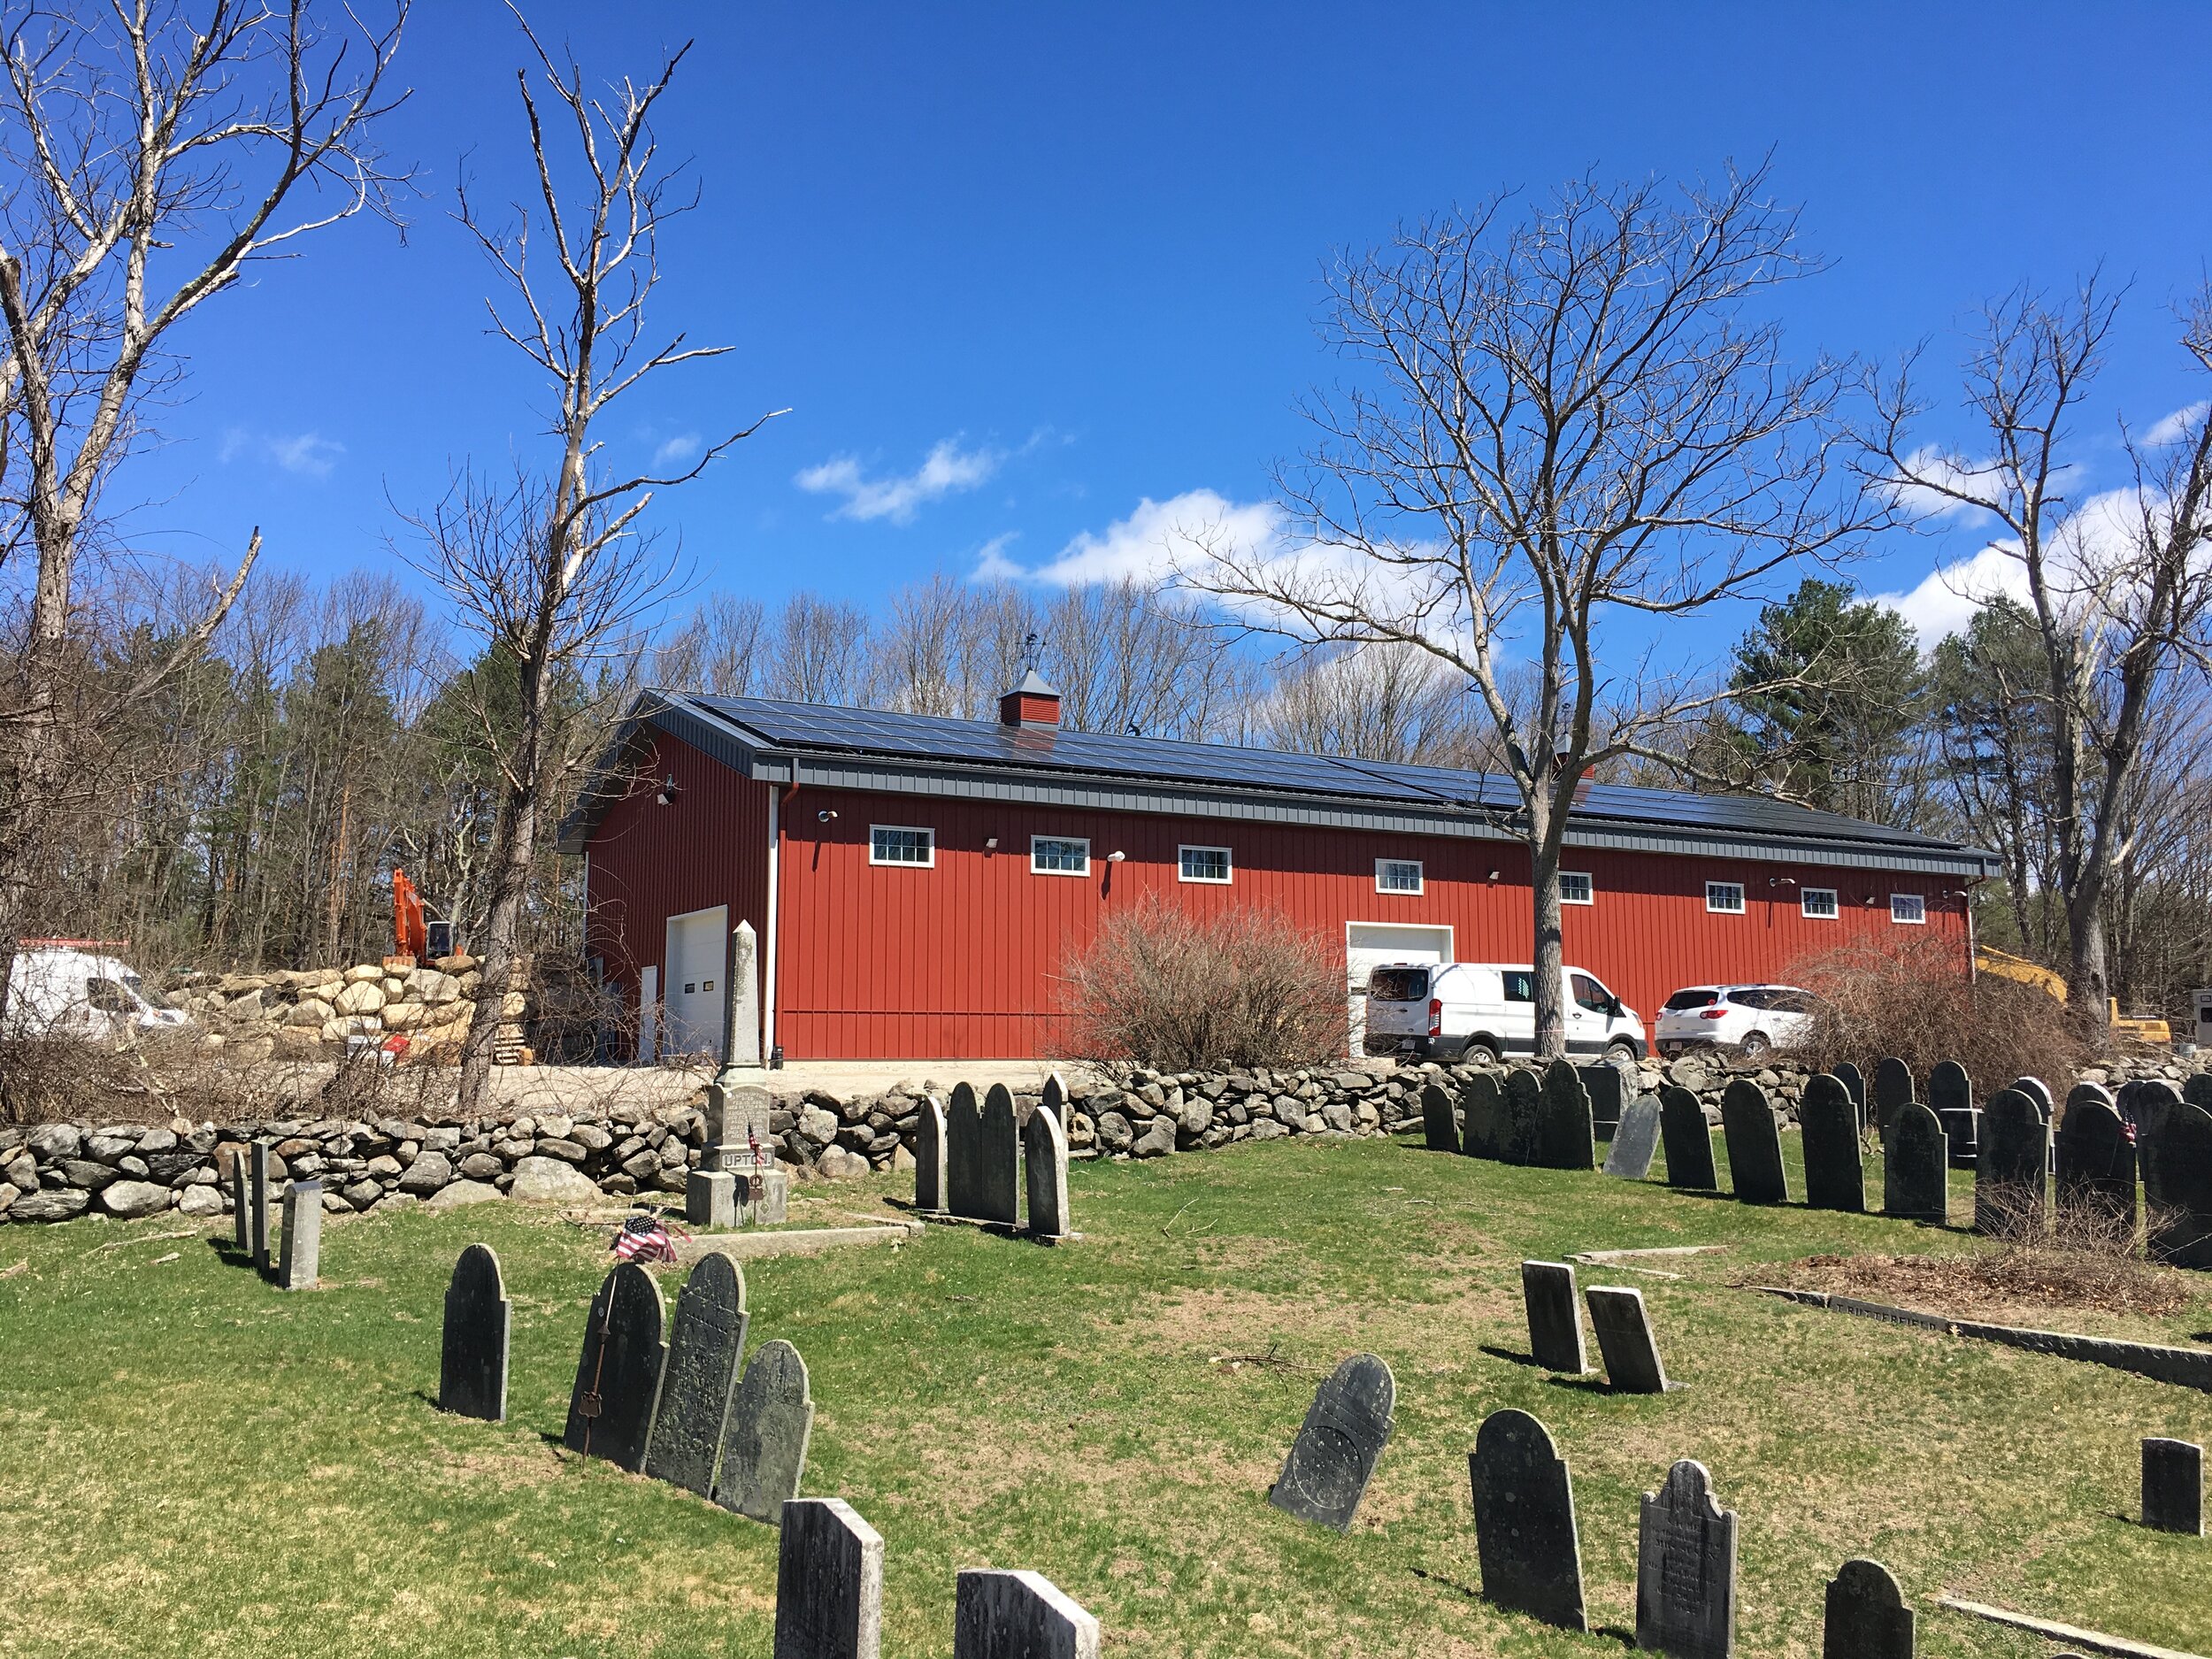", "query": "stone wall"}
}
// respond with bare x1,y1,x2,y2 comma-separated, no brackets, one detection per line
165,955,510,1064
